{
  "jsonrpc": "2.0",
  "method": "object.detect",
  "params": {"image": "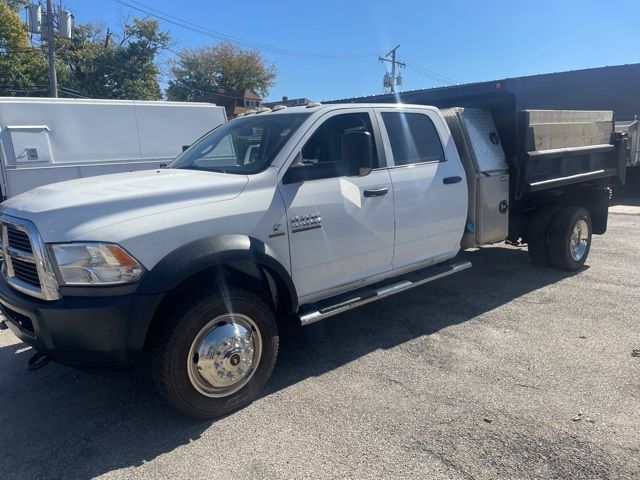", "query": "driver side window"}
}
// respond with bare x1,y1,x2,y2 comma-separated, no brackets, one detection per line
288,112,378,178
